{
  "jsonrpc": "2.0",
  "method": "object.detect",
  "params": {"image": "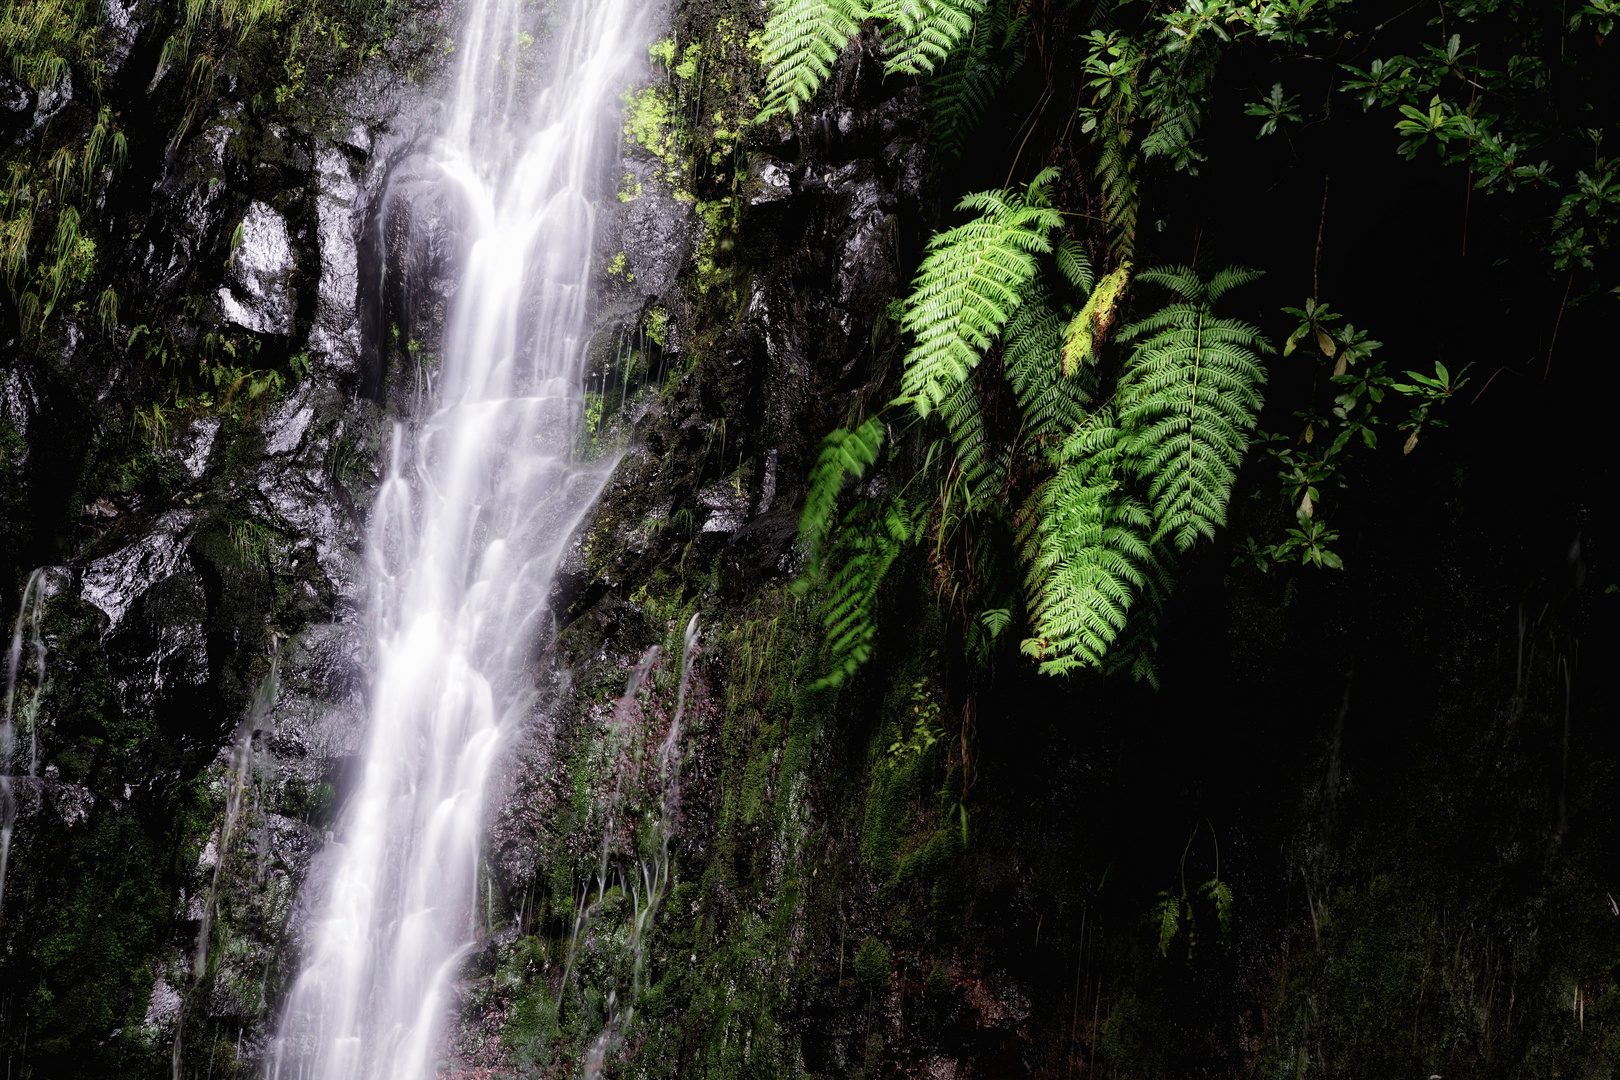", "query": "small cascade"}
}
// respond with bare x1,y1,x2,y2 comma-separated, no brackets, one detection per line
0,568,54,918
559,613,700,1077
